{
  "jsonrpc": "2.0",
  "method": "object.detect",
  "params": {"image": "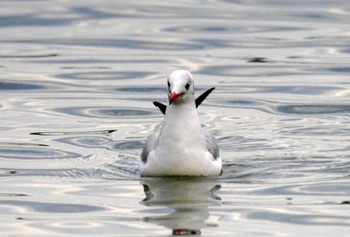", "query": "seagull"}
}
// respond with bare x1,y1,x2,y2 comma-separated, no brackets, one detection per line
140,70,222,177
